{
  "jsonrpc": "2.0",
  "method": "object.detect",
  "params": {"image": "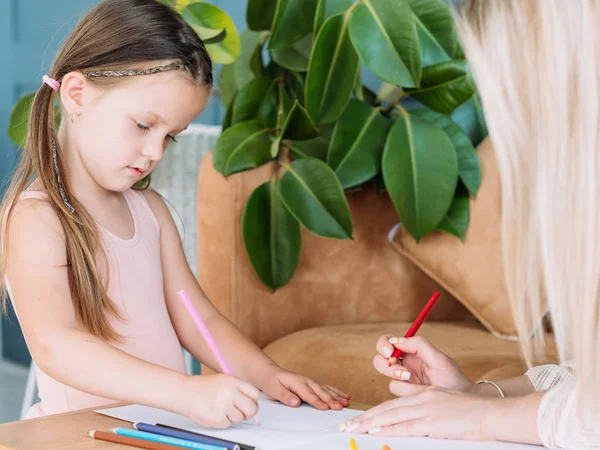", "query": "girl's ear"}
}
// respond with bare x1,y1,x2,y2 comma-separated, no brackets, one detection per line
59,72,88,117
